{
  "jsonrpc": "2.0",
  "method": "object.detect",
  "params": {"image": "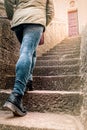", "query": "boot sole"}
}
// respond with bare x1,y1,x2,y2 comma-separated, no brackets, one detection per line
3,101,27,117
